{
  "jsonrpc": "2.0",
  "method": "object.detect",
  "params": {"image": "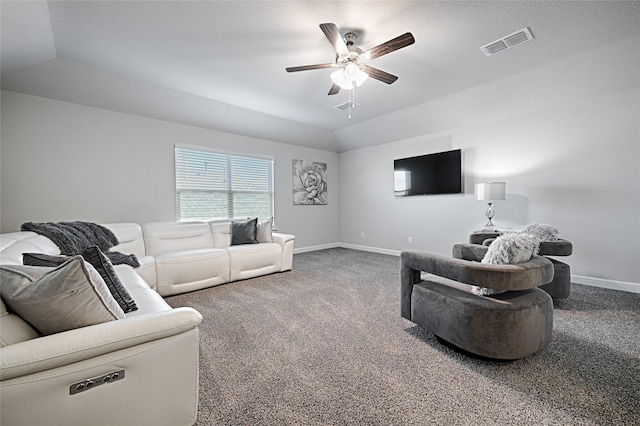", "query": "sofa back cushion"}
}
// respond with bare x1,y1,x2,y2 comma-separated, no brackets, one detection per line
142,222,214,256
103,223,148,258
208,221,232,248
0,232,61,265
